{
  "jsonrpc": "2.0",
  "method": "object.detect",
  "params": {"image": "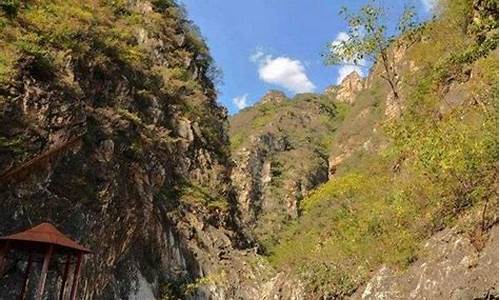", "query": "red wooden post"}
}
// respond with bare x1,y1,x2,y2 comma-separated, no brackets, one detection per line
0,241,11,275
59,254,72,300
35,244,54,300
0,223,91,299
69,252,83,300
18,253,33,300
